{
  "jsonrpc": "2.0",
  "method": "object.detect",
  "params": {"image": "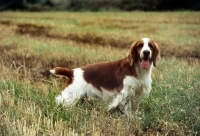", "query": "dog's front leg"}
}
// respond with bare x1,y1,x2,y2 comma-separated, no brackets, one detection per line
107,89,129,112
117,98,132,117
